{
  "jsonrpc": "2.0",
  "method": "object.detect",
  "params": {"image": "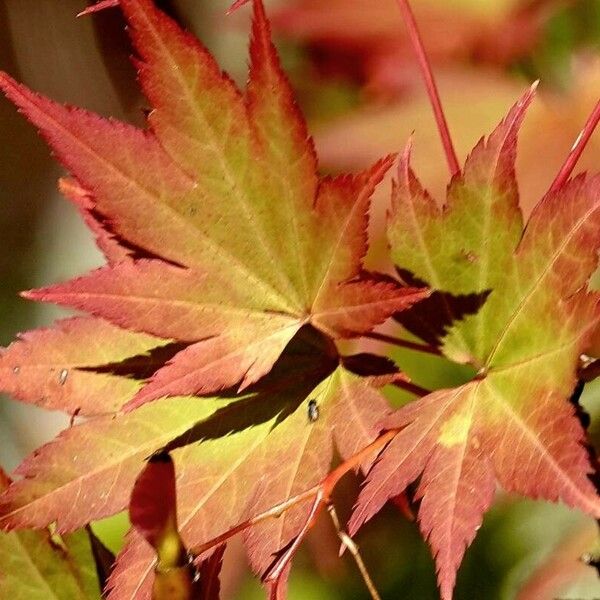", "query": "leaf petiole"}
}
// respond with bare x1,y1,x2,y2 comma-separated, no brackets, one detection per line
362,331,441,356
327,503,382,600
395,0,460,177
549,99,600,193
